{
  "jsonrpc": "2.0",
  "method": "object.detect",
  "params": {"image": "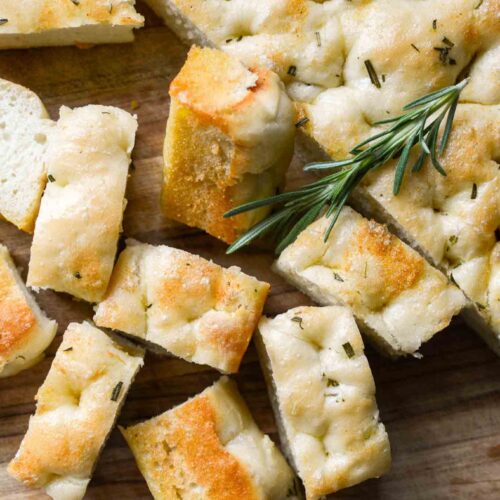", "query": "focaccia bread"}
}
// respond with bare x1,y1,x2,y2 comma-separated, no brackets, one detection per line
162,46,295,244
8,322,144,500
27,105,137,303
274,207,466,357
121,376,299,500
0,78,54,232
94,240,269,373
257,306,391,499
0,244,57,378
354,105,500,353
0,0,144,49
